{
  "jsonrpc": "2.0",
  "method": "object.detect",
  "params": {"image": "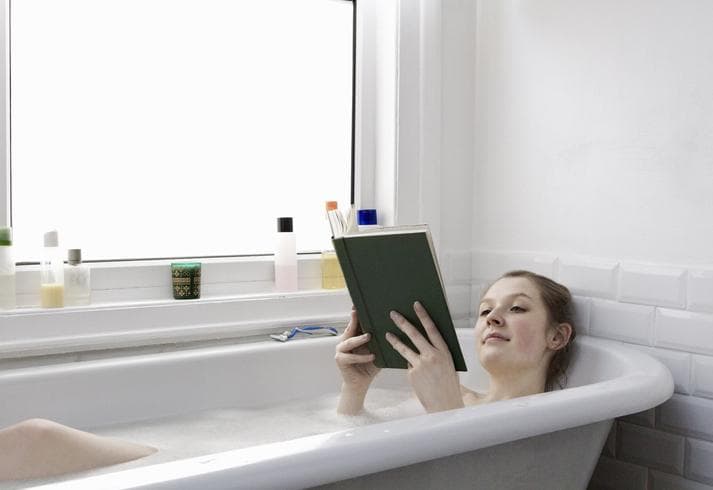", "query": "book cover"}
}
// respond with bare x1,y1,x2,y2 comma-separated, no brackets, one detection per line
332,225,467,371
